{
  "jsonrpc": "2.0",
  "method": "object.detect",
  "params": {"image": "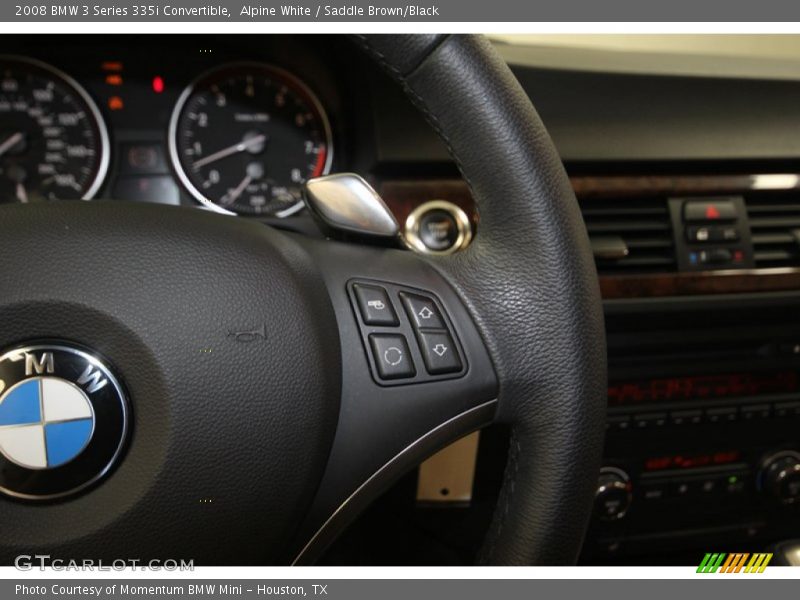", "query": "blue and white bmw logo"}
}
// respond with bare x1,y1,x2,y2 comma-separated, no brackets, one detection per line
0,344,128,500
0,377,95,469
